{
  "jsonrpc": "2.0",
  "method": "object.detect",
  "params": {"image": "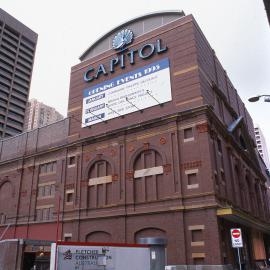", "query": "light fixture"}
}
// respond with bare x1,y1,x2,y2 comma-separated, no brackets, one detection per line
248,95,270,102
